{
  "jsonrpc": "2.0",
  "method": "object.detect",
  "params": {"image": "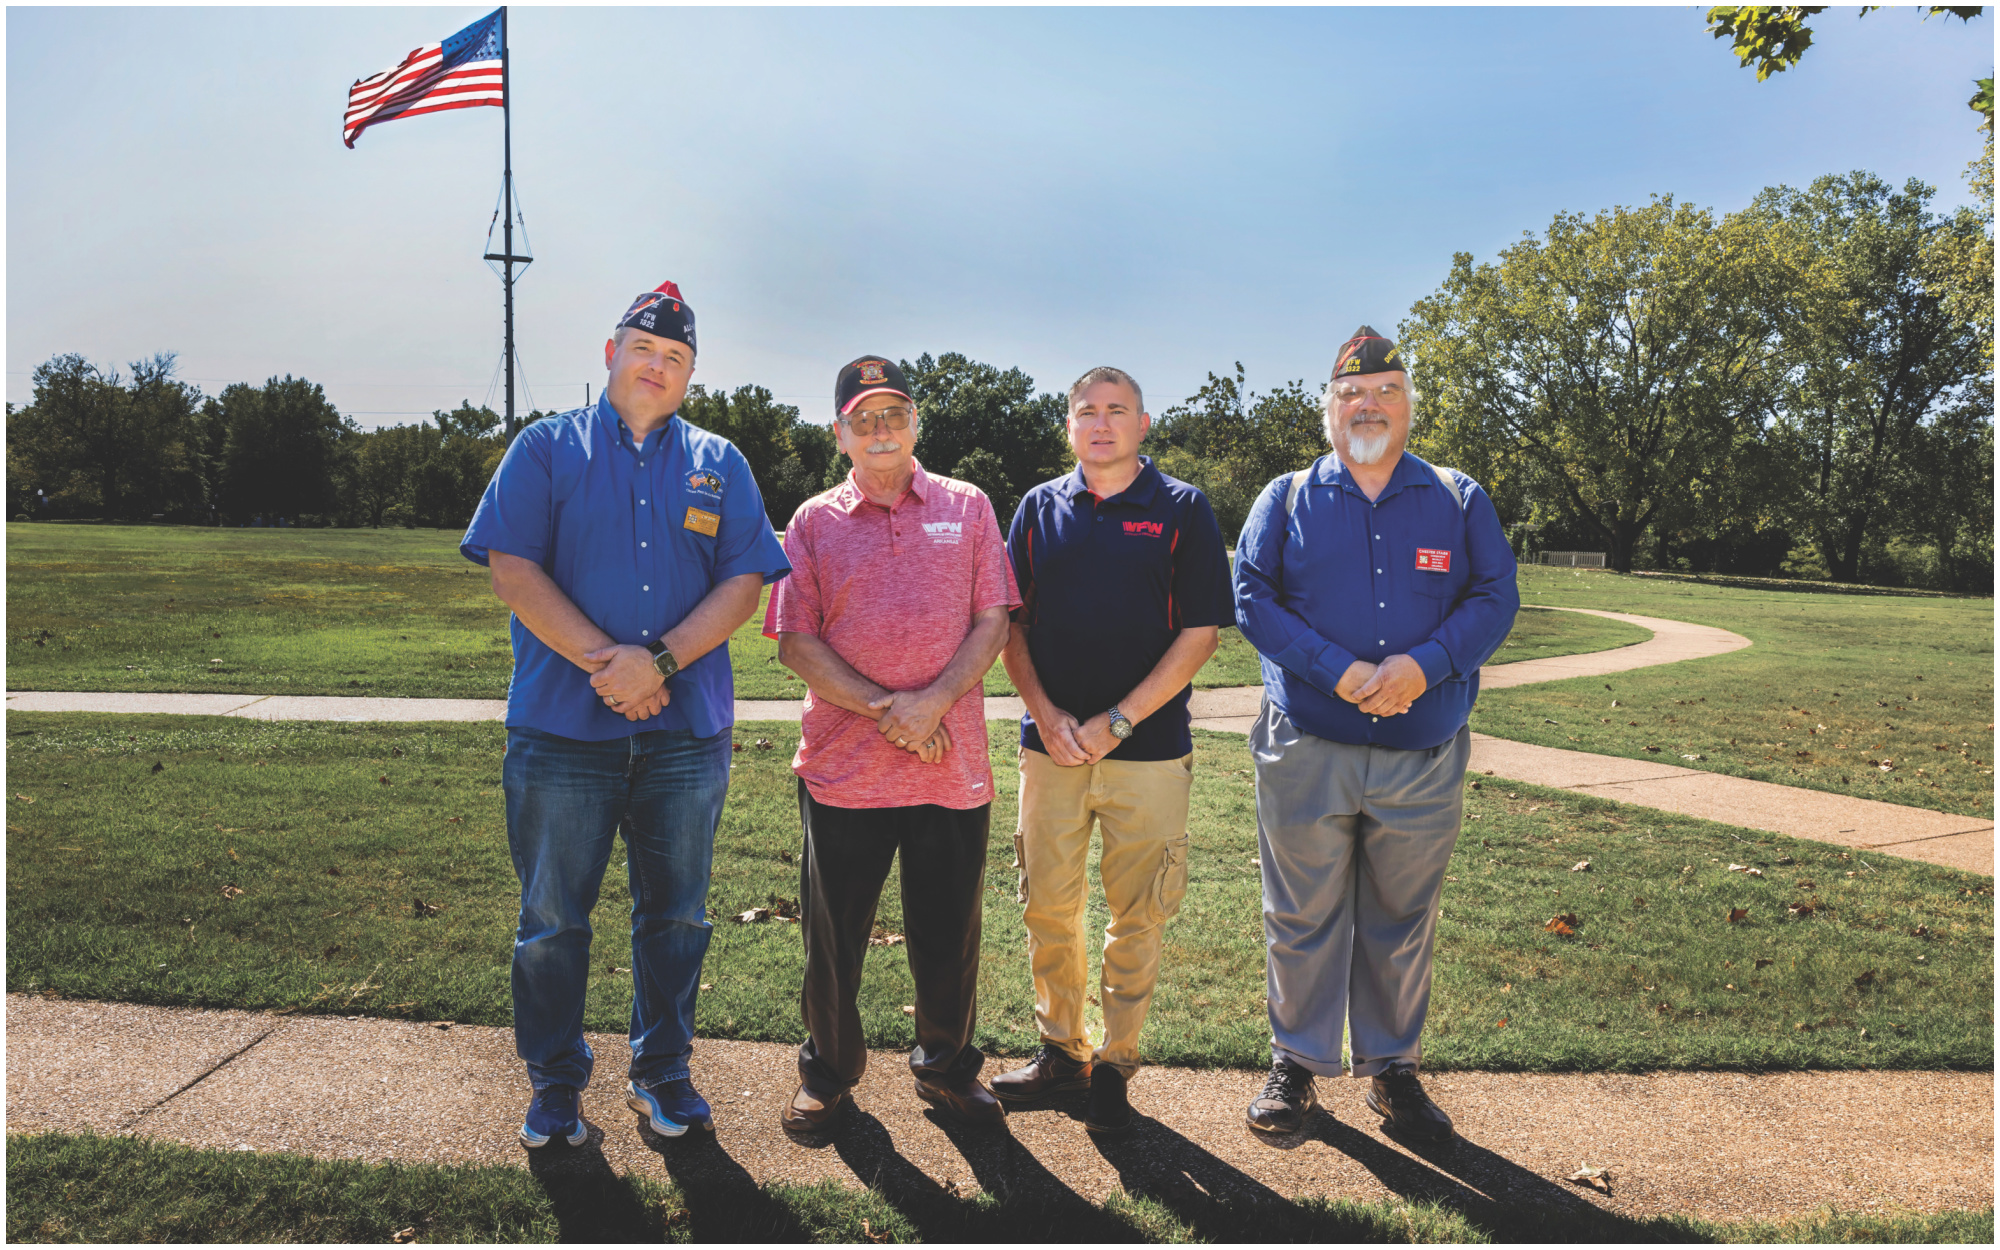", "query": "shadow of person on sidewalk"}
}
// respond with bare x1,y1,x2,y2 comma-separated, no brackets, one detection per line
634,1113,816,1241
522,1120,668,1242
